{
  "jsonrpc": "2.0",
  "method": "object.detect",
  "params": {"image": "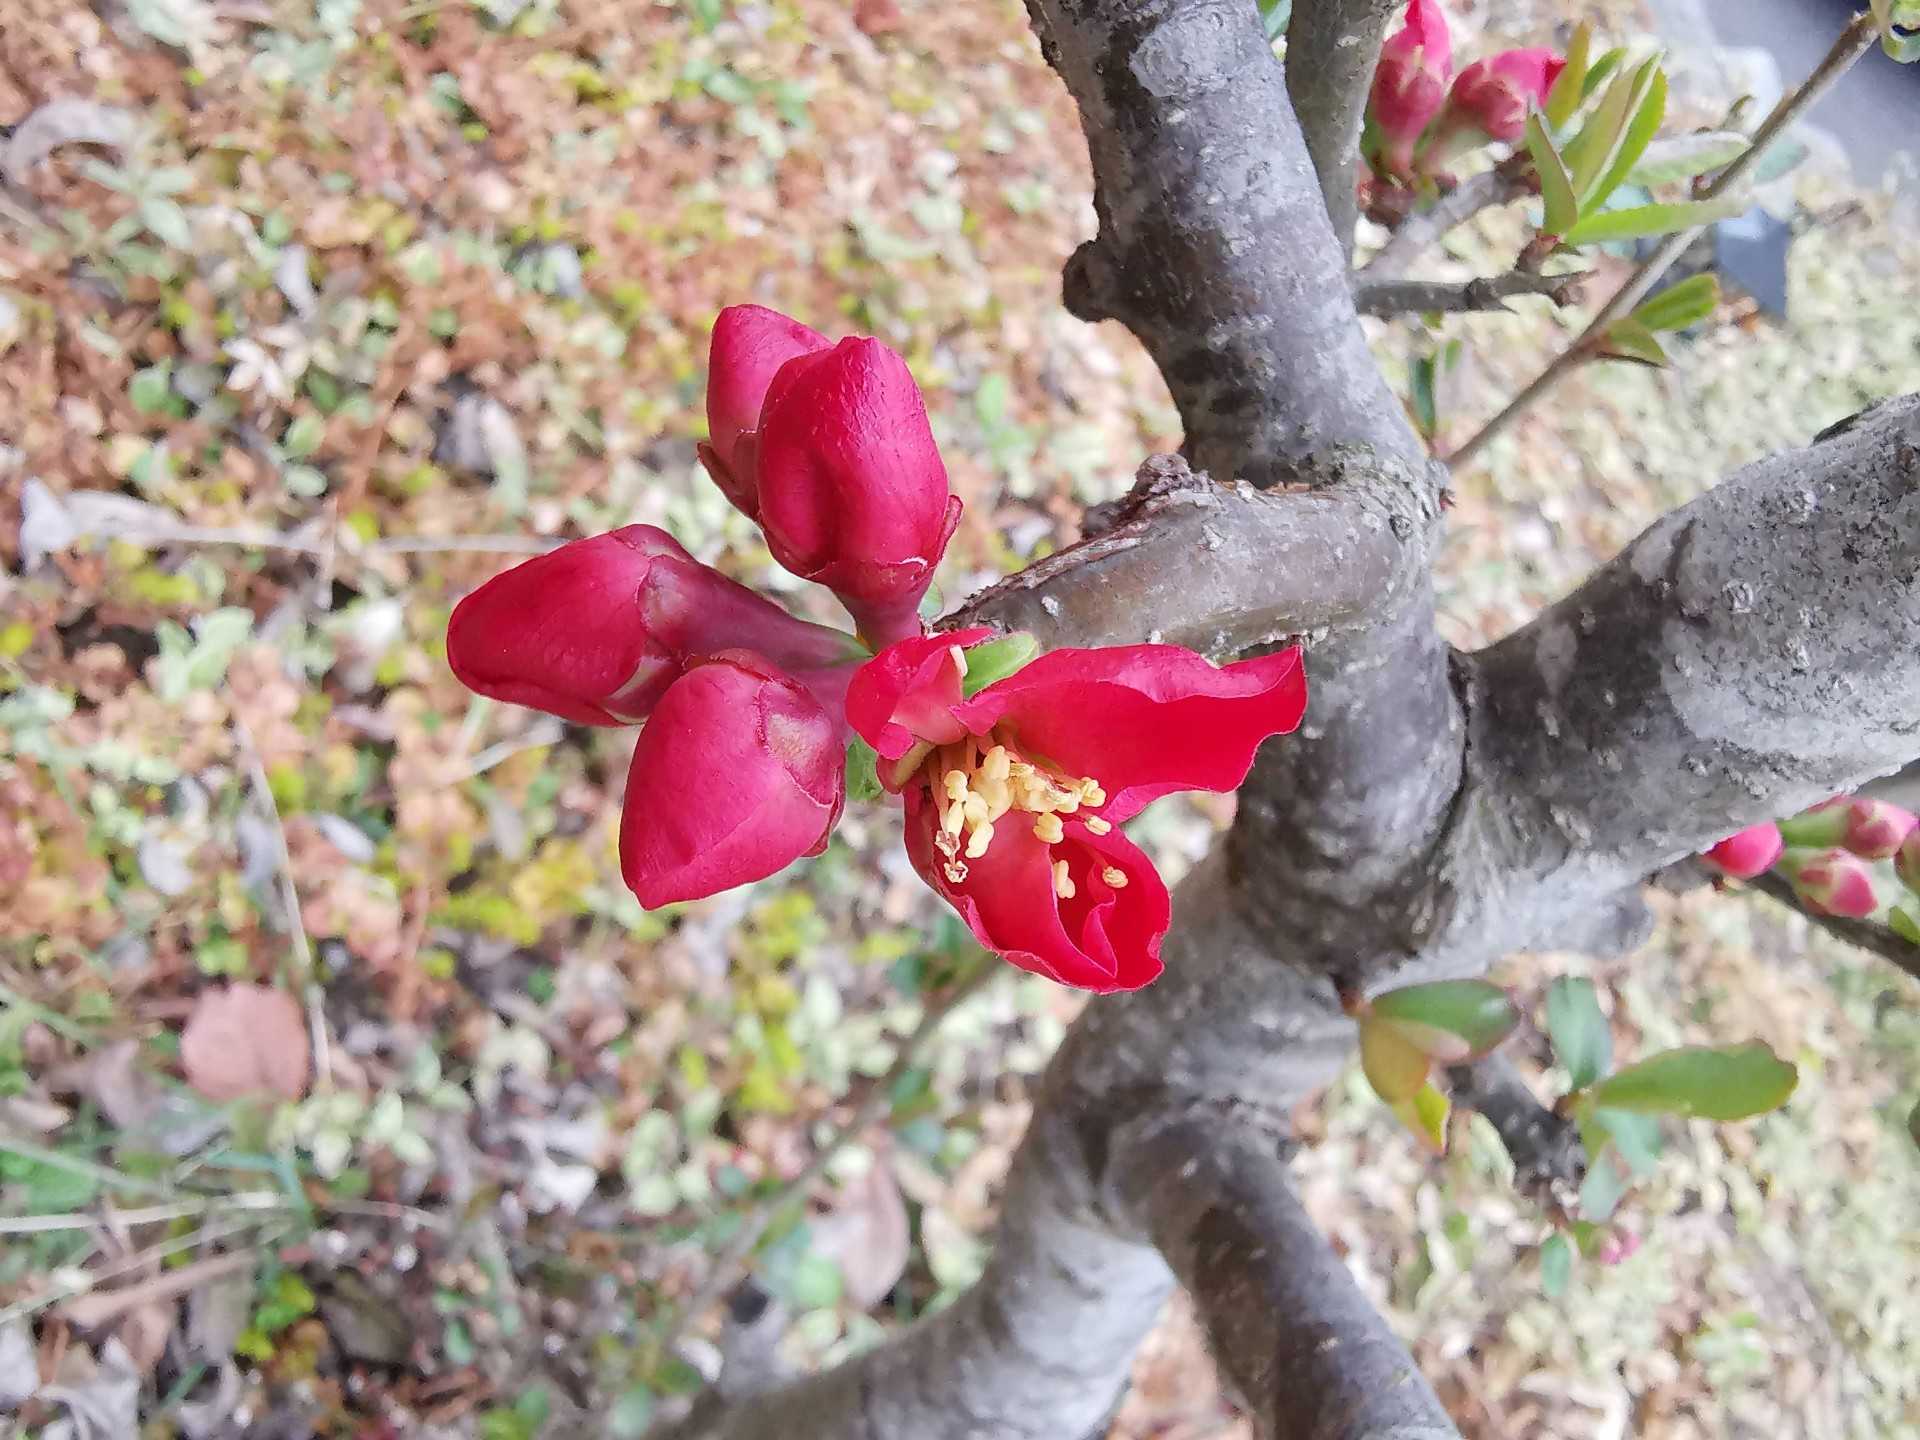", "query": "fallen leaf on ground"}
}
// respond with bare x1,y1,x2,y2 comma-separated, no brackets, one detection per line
180,984,310,1102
